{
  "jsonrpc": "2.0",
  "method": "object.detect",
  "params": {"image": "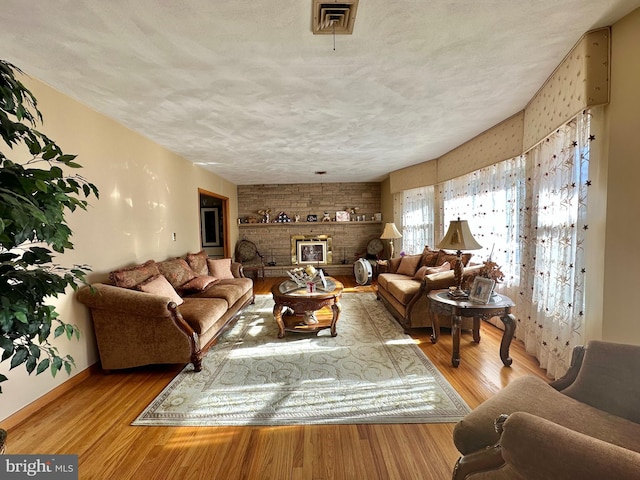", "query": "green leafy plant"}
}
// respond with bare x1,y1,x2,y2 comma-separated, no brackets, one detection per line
0,60,99,393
